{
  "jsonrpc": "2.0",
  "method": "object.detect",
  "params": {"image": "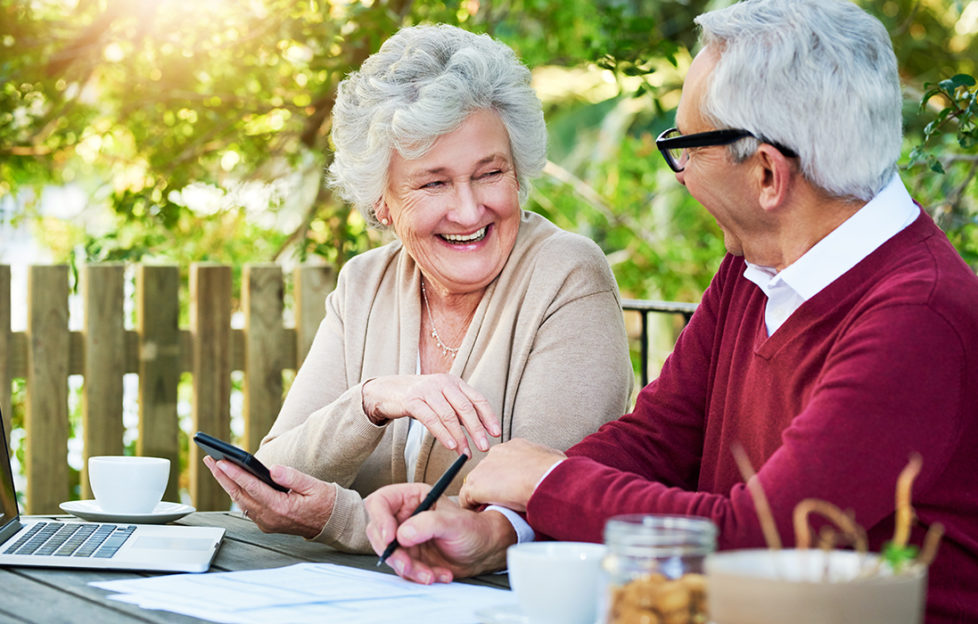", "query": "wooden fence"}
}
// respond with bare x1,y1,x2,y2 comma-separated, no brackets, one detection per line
1,262,695,515
1,263,336,514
